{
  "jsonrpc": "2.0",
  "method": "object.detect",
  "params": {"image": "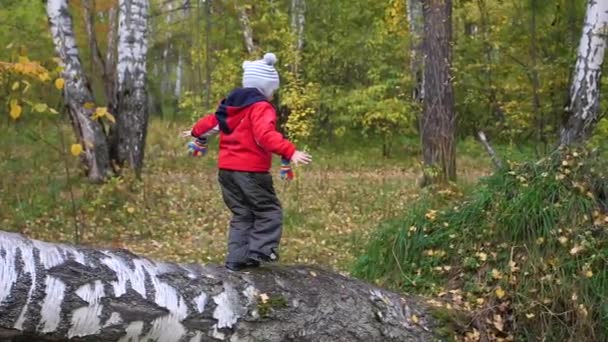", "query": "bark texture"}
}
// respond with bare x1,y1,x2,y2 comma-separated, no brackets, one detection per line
421,0,456,184
0,232,437,341
236,4,256,55
46,0,112,183
406,0,424,103
115,0,150,175
560,0,608,146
